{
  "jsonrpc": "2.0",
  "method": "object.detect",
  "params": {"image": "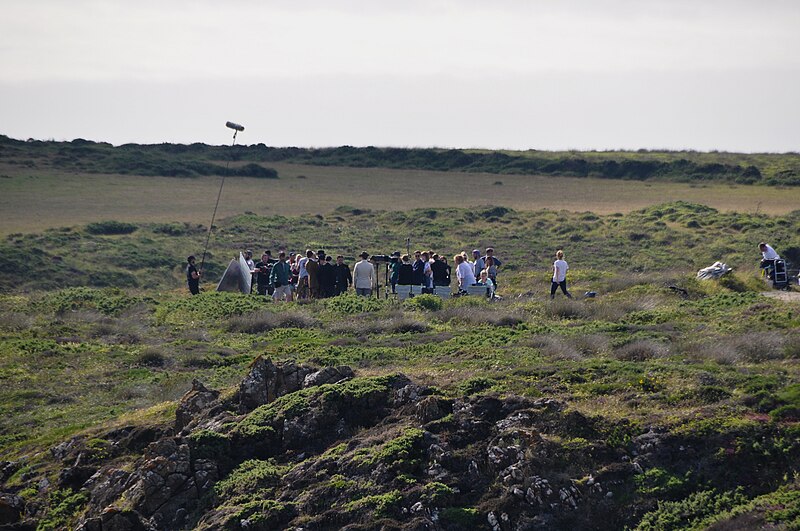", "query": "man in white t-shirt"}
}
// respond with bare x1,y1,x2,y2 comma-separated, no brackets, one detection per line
550,249,573,299
296,250,312,299
759,242,781,280
760,242,780,260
